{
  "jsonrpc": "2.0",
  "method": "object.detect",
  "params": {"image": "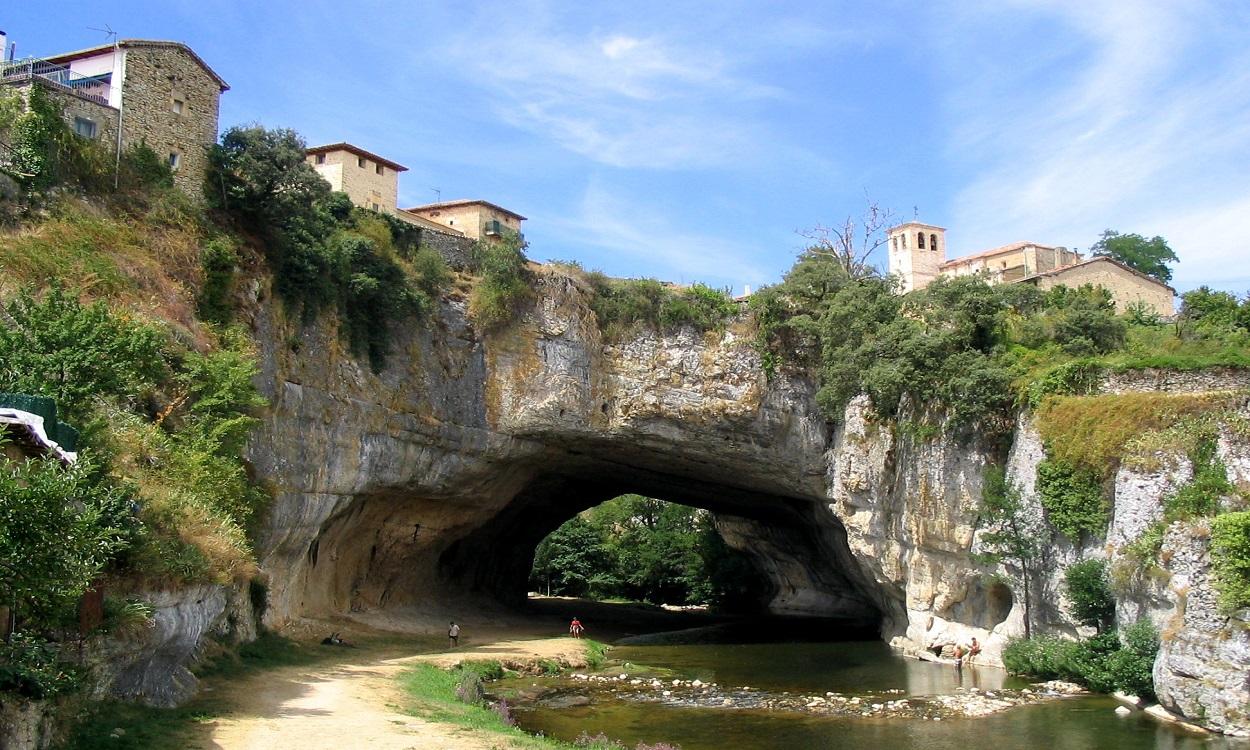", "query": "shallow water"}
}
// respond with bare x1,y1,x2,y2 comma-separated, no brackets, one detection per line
508,637,1247,750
